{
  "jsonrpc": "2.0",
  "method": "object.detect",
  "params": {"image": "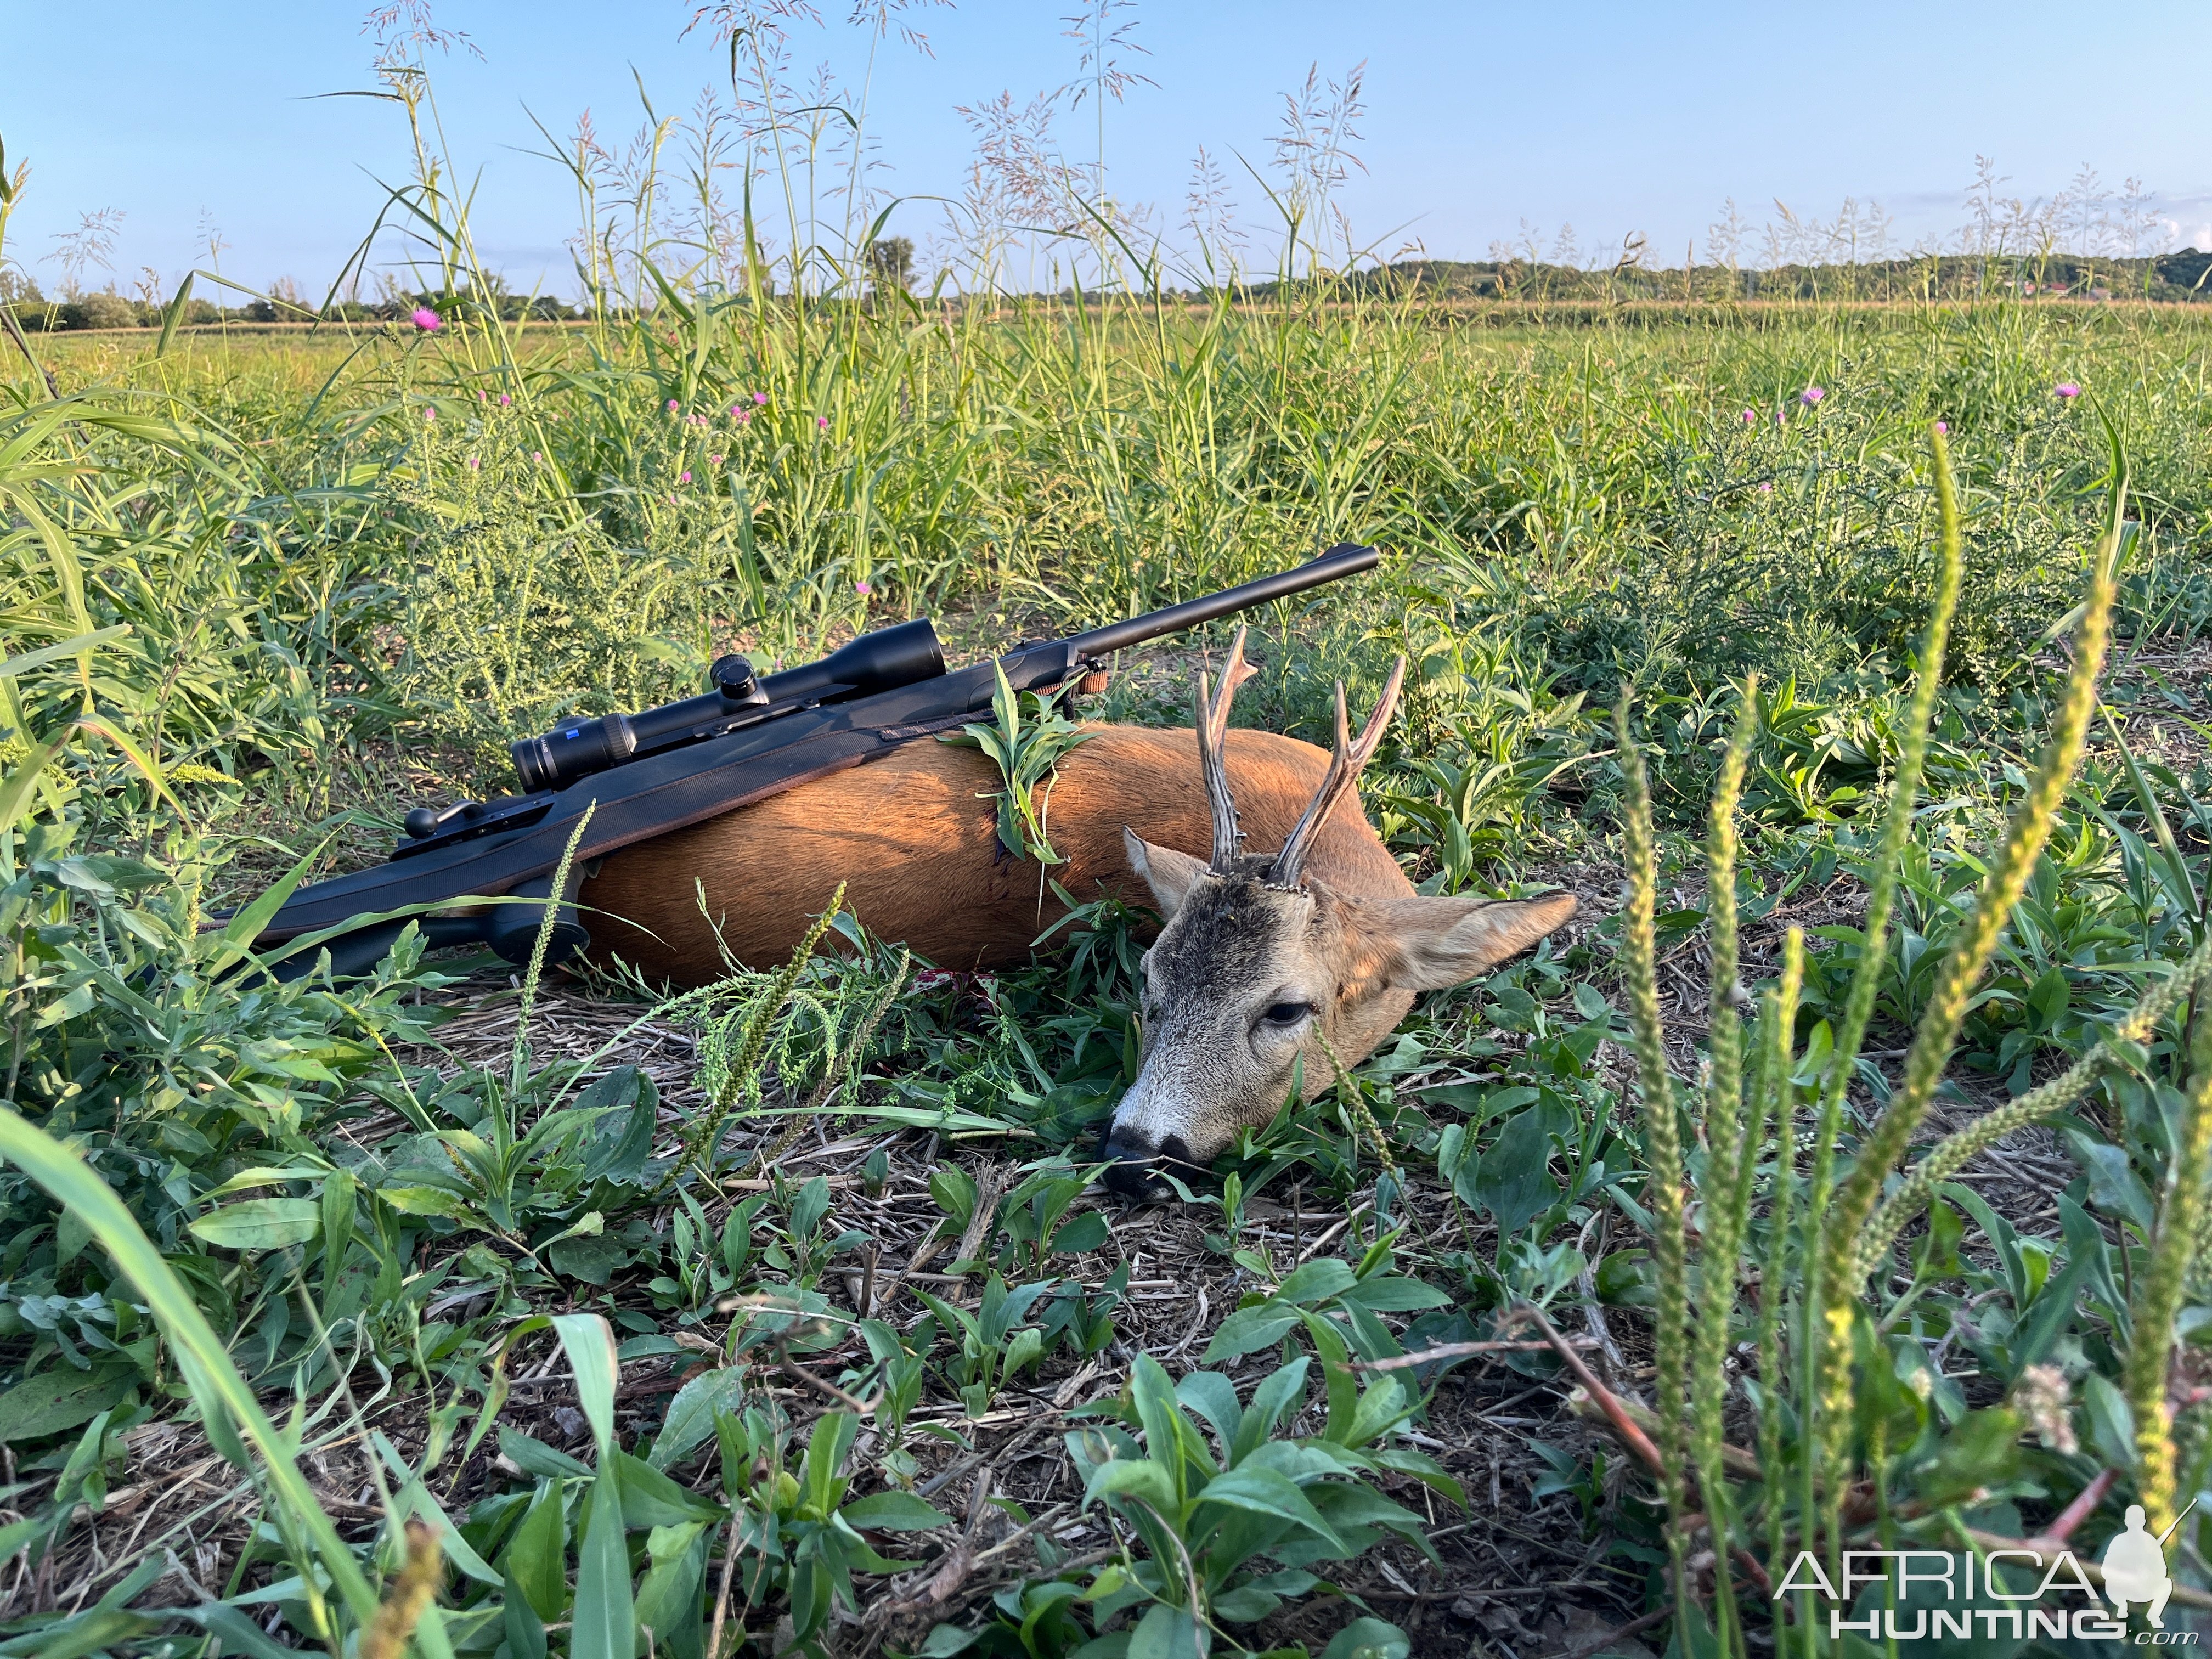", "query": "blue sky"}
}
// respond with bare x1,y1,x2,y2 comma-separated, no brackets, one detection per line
7,0,2210,297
